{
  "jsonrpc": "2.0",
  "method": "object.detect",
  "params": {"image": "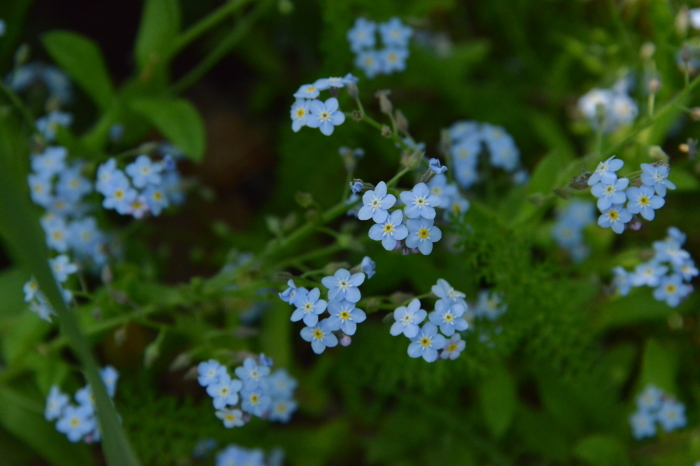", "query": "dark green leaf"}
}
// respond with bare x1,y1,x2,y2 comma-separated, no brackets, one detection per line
479,364,516,438
134,0,181,70
574,434,630,466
